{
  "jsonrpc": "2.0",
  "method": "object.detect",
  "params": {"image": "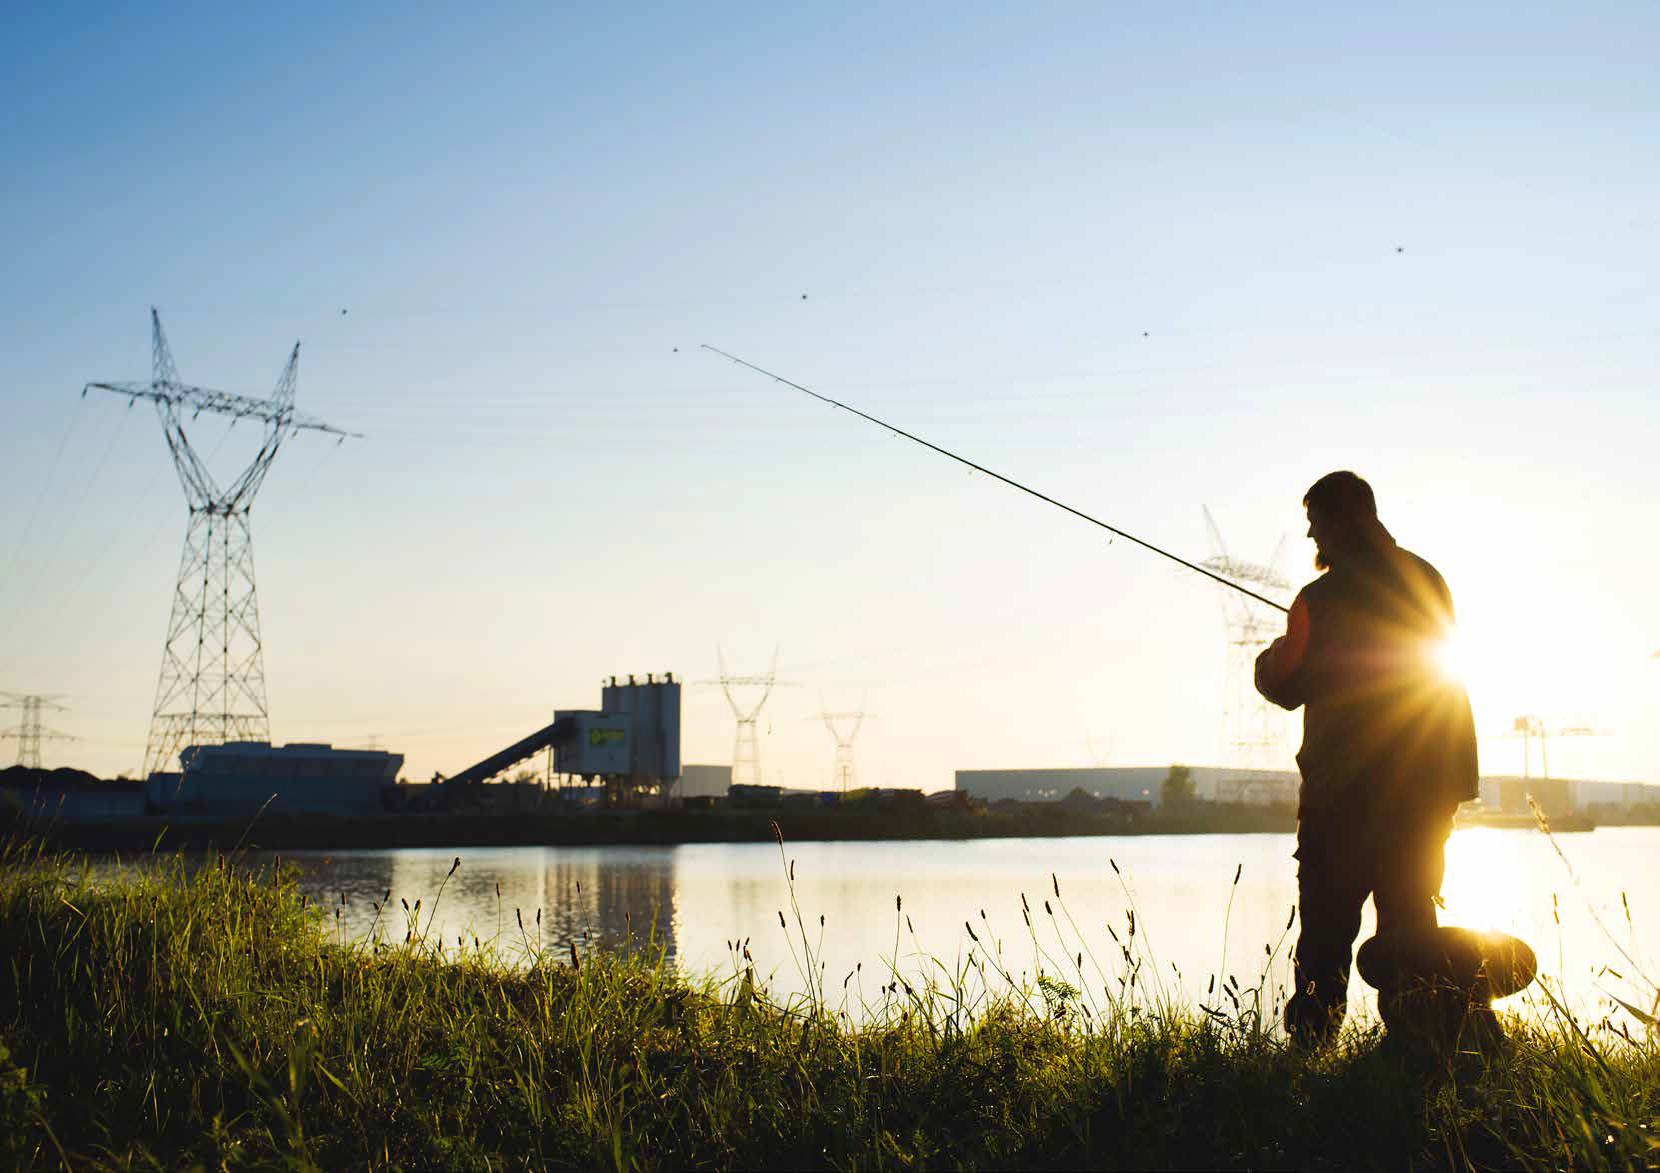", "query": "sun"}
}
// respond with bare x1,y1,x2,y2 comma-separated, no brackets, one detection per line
1432,625,1525,715
1427,620,1580,738
1431,630,1469,686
